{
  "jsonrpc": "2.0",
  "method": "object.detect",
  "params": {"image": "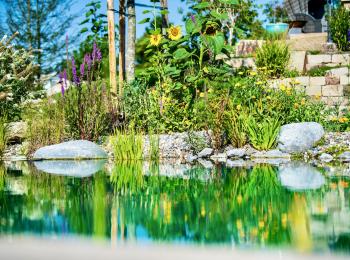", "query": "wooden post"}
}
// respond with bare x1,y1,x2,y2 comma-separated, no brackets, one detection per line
126,0,136,82
118,0,126,96
160,0,169,35
107,0,117,95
